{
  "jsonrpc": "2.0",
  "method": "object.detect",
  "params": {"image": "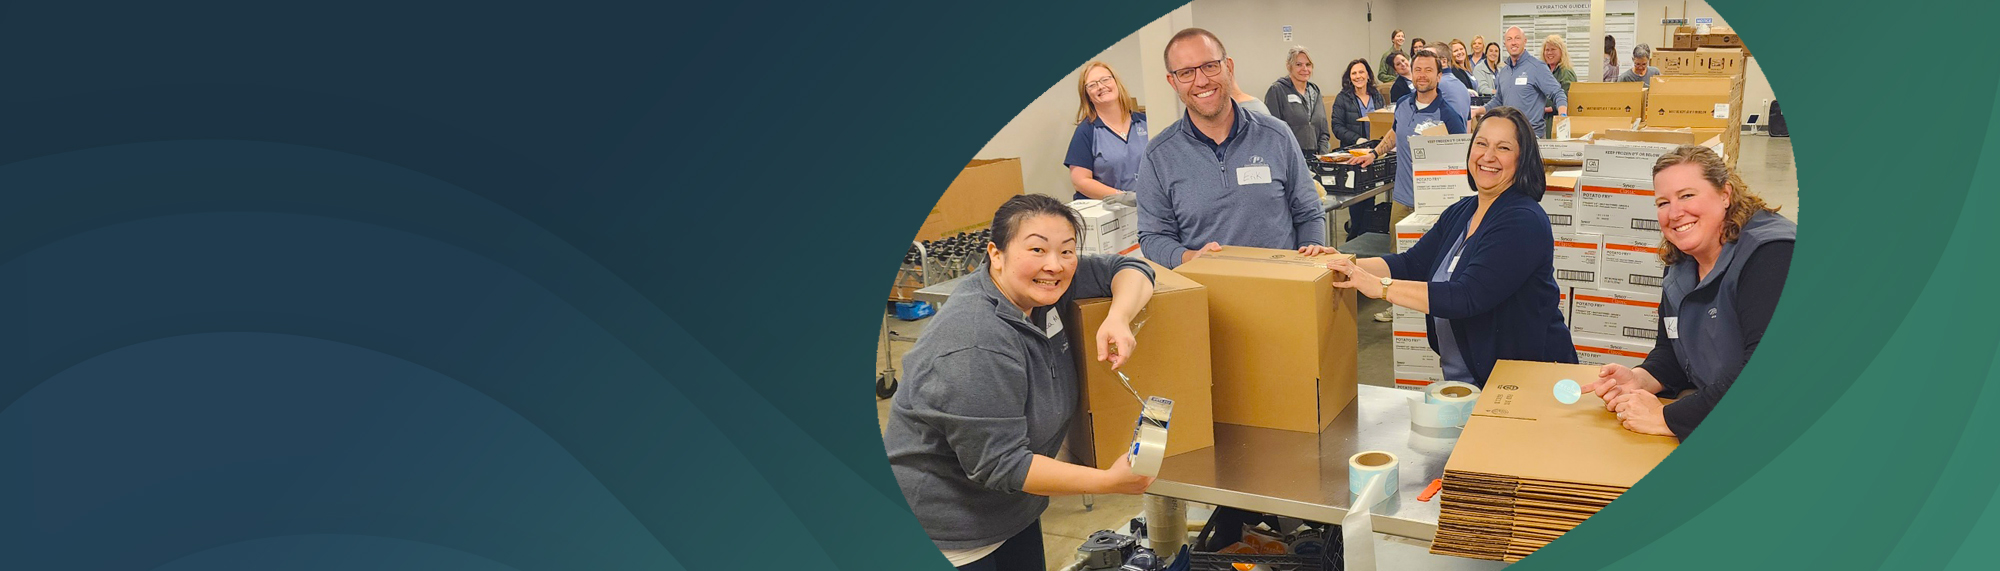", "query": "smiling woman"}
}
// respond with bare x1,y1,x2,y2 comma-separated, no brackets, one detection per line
881,194,1159,571
1584,146,1796,441
1326,106,1576,387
